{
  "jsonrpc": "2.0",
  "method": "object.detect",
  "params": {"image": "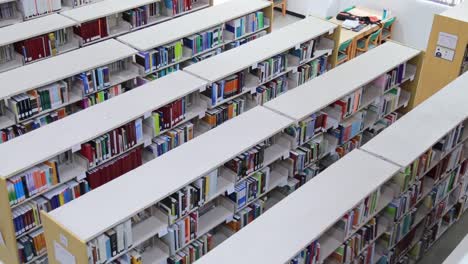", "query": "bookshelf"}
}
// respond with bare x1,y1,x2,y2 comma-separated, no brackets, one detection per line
37,42,423,264
0,0,21,27
416,1,468,109
184,16,339,129
193,149,401,264
0,71,208,264
0,14,78,73
61,0,213,46
117,0,273,80
194,72,468,264
0,39,138,144
358,72,468,264
442,233,468,264
41,106,294,264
